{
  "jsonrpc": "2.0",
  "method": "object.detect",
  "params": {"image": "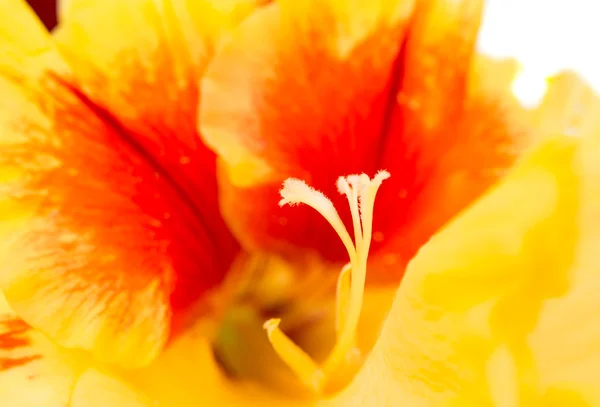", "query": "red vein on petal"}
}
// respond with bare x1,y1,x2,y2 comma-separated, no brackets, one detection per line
0,319,42,371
